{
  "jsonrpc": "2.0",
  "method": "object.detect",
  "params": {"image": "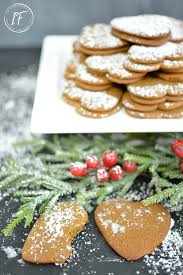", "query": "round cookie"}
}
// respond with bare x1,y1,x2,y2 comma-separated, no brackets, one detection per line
126,108,163,119
167,17,183,43
161,59,183,72
64,53,86,80
155,71,183,82
166,94,183,101
128,42,183,66
111,28,170,46
85,54,122,75
124,59,161,73
76,103,121,118
111,15,170,39
80,87,122,112
78,43,128,56
166,81,183,96
164,42,183,60
85,52,145,84
162,105,183,118
63,81,86,106
75,64,112,91
78,24,128,55
22,202,88,264
127,77,168,99
106,74,144,84
95,199,171,260
122,92,158,112
130,93,166,105
158,100,183,111
128,44,166,64
105,55,146,84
